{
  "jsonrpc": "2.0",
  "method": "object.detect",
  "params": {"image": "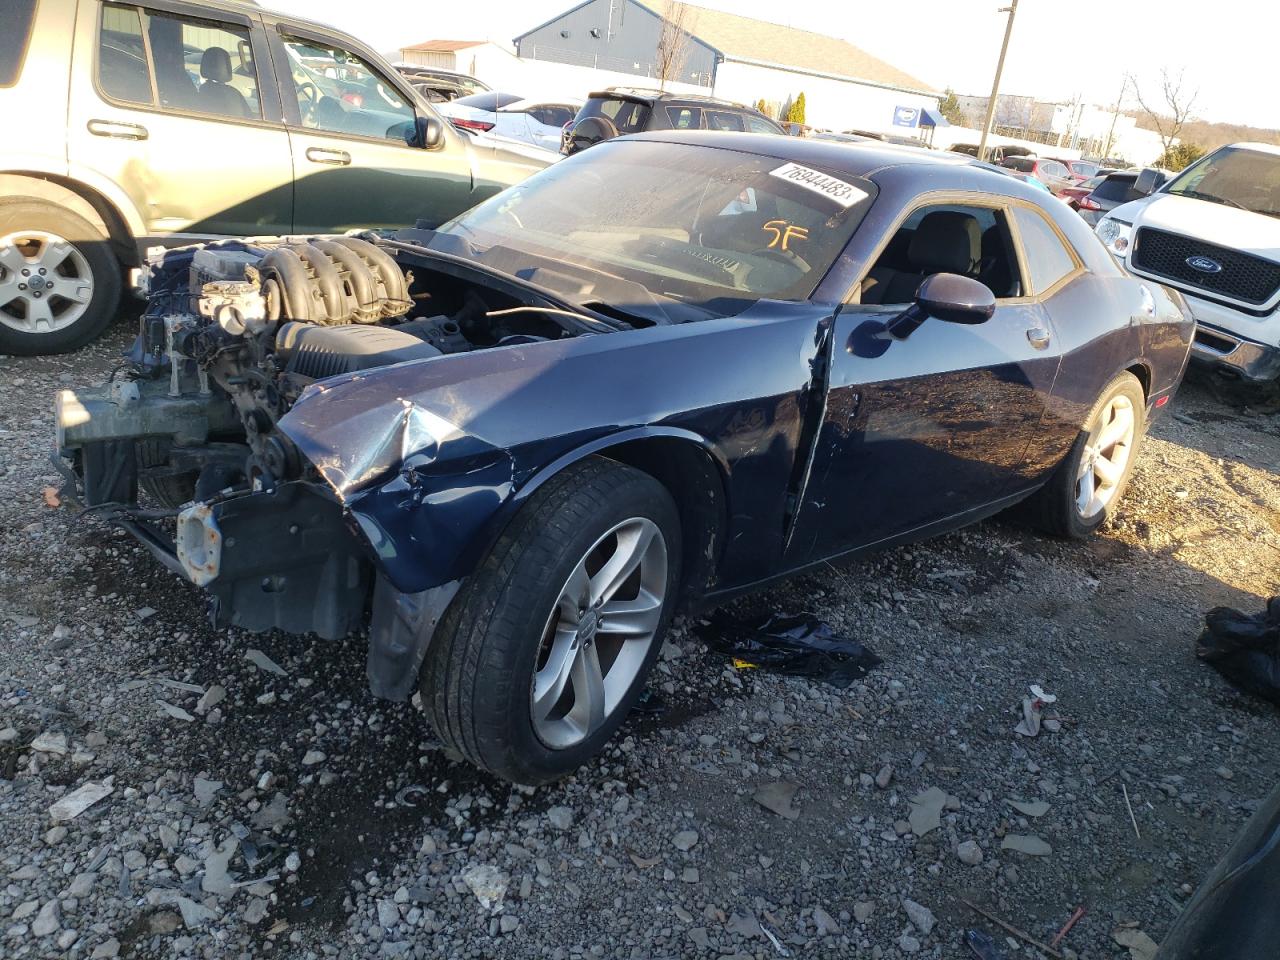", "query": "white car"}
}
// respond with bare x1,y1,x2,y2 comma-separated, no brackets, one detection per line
439,93,581,153
1096,143,1280,384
